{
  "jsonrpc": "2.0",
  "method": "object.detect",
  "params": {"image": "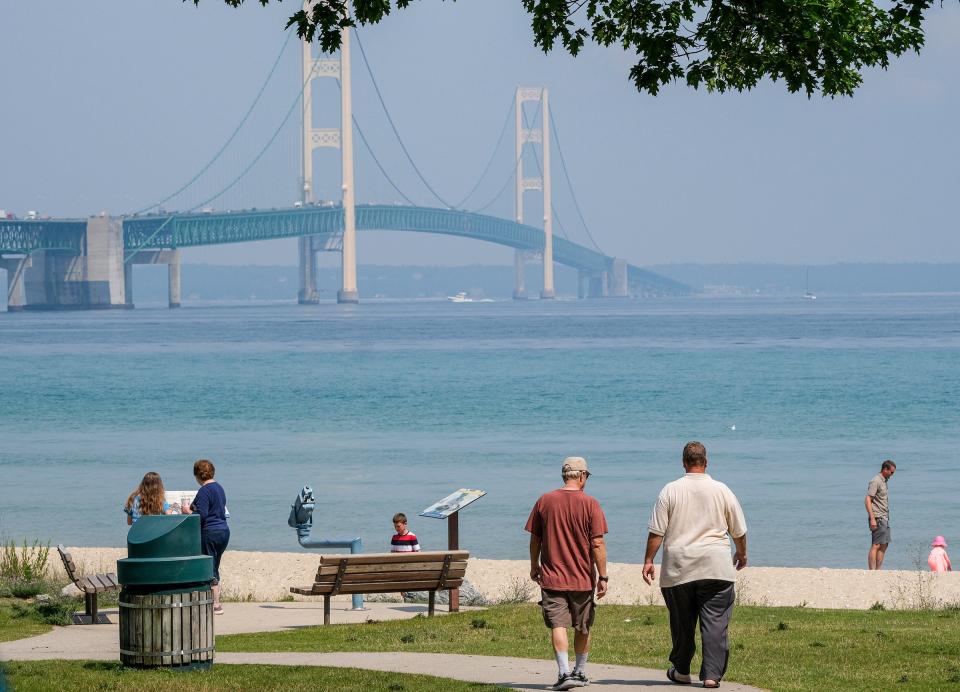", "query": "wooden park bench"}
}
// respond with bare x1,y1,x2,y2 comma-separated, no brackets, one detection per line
291,550,469,625
57,545,119,624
